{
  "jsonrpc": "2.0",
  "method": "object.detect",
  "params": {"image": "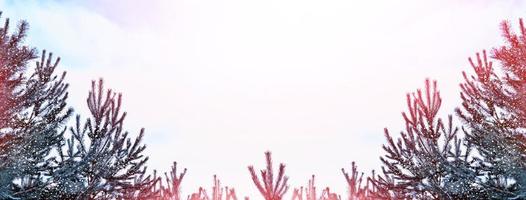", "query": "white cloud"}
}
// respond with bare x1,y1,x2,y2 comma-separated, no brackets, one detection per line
1,0,525,197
